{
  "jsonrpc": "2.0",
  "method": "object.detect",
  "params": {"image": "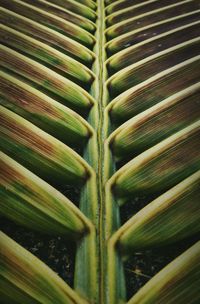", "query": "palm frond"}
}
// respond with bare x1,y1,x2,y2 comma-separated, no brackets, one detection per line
128,241,200,304
0,232,89,304
1,0,199,303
